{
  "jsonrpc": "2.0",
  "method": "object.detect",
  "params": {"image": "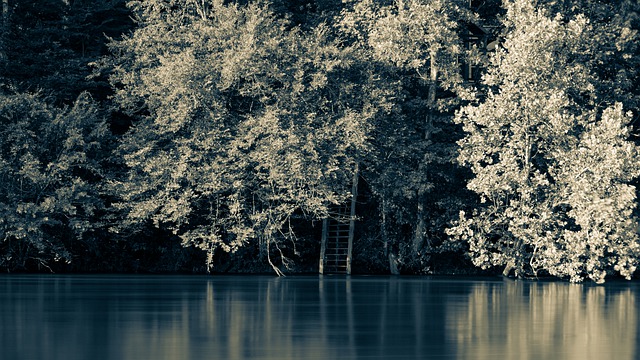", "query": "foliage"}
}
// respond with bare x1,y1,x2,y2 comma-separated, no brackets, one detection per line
337,0,477,271
338,0,474,97
1,0,132,103
539,0,640,116
107,0,374,274
447,0,640,283
0,0,636,277
0,90,110,271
